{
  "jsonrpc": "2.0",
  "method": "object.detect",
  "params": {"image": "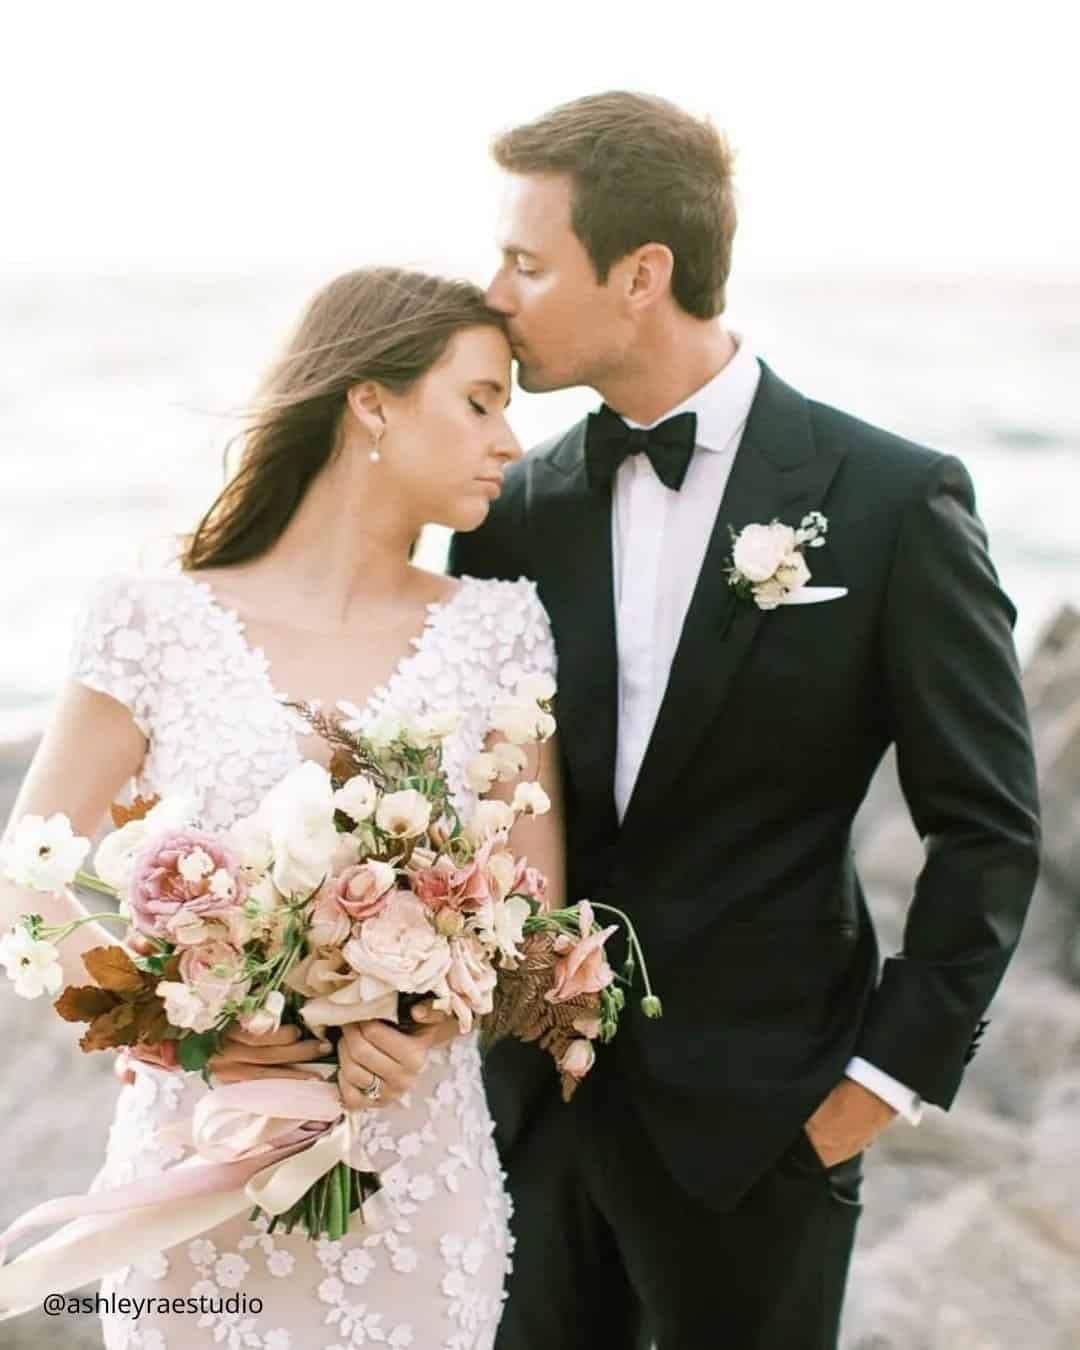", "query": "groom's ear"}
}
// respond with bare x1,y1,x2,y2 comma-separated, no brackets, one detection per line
346,382,387,440
624,242,675,310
